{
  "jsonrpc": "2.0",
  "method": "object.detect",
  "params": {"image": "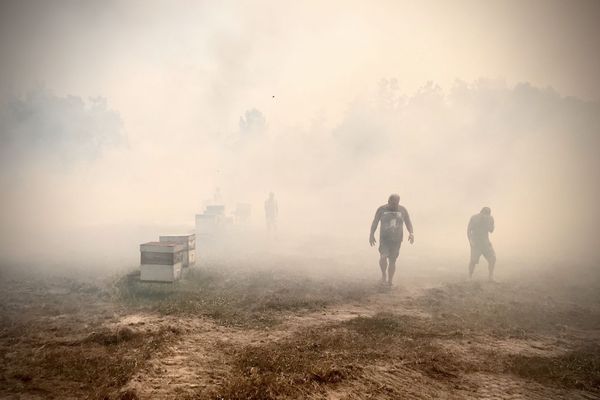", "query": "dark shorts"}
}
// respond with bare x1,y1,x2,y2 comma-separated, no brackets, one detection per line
379,237,401,259
470,241,496,264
